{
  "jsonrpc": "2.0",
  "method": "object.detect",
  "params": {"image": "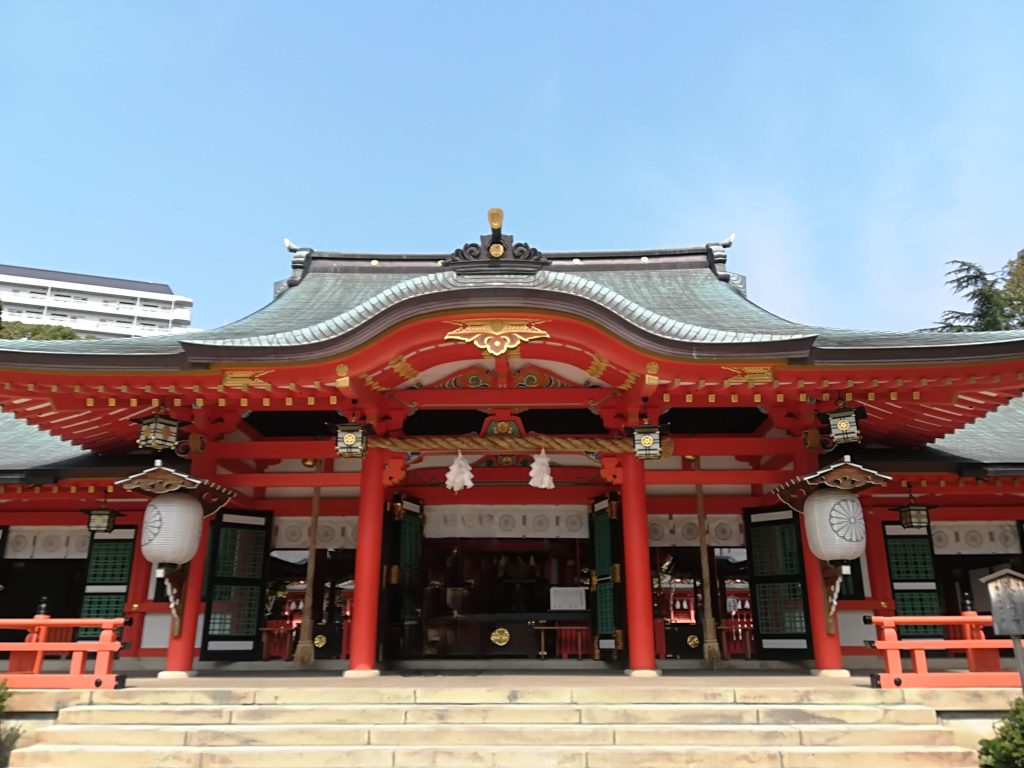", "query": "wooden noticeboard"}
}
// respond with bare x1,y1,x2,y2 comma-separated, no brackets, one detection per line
982,569,1024,637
